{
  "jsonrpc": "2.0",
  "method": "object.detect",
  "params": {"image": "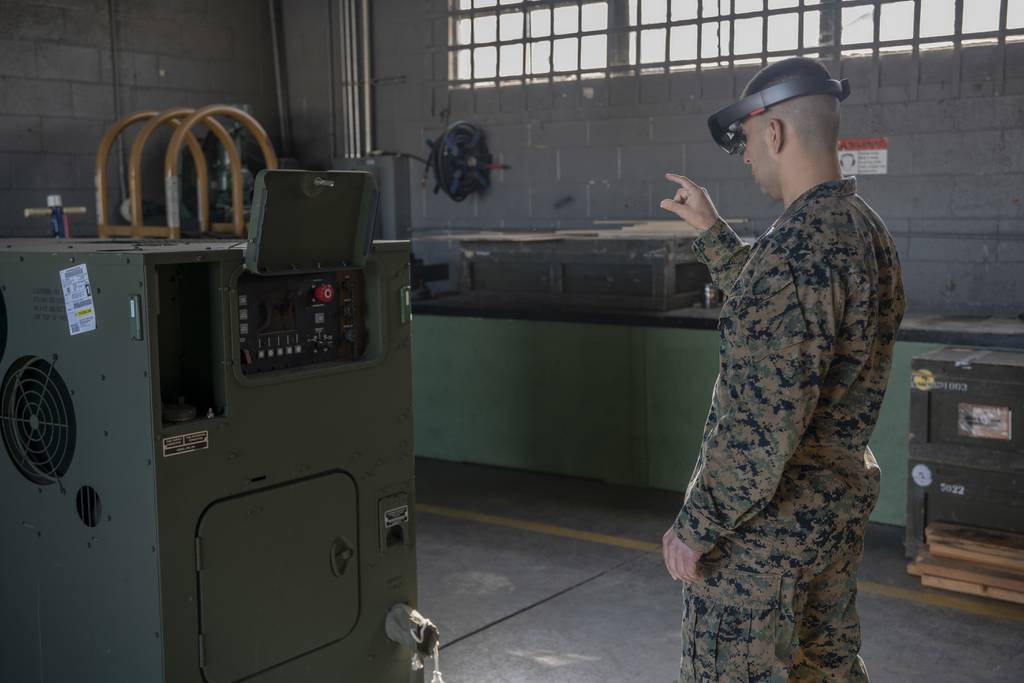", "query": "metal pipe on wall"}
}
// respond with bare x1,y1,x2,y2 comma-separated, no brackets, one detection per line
360,0,373,154
328,0,342,160
344,0,362,157
335,0,351,159
268,0,293,158
339,0,352,158
106,0,127,201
